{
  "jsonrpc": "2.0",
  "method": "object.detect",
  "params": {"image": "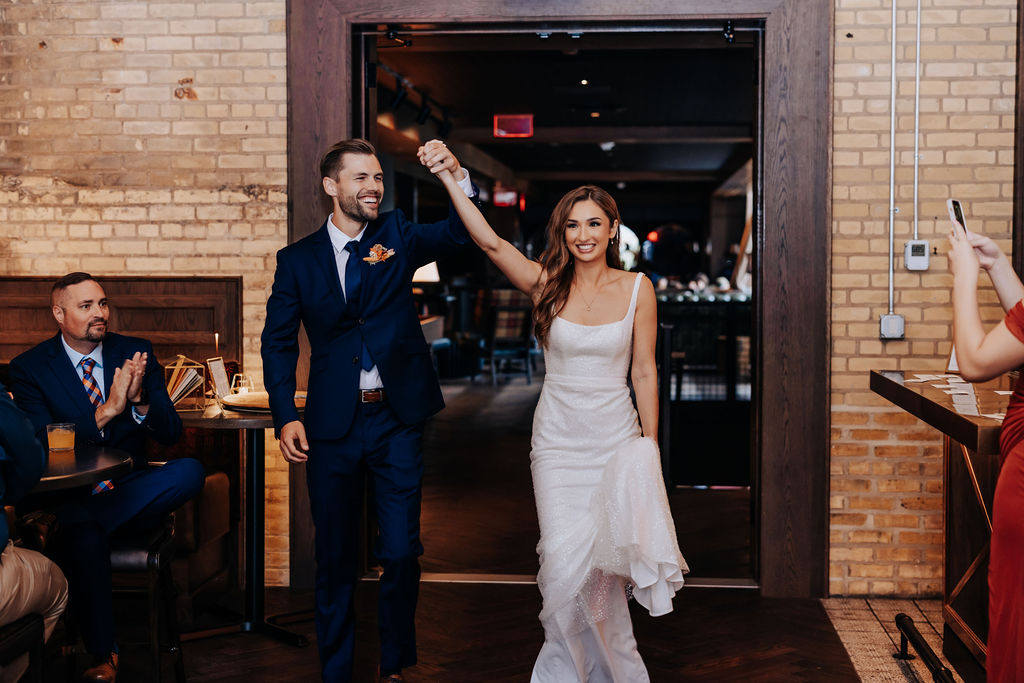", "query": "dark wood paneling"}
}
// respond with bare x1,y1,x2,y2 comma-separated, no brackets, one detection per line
758,0,832,598
288,0,831,597
287,0,347,242
0,277,242,367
